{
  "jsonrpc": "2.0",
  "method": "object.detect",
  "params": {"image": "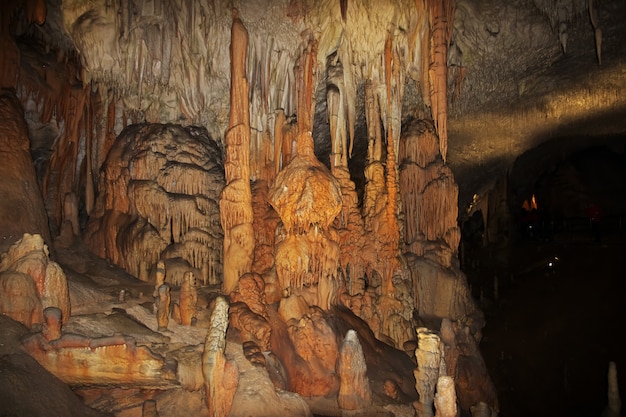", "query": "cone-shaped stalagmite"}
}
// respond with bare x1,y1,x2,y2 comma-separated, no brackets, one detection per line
337,330,372,410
